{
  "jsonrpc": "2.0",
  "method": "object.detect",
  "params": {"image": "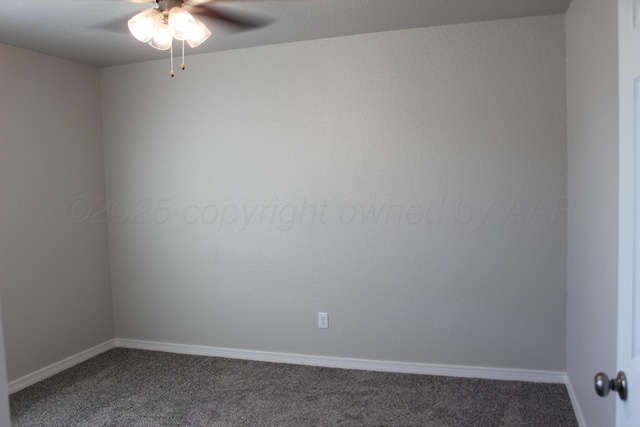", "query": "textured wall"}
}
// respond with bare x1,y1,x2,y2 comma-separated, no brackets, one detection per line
101,15,567,370
566,0,618,425
0,44,114,381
